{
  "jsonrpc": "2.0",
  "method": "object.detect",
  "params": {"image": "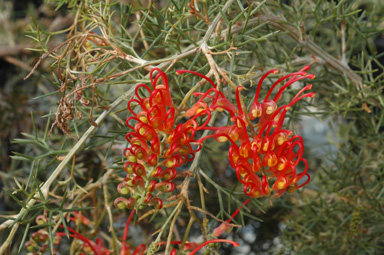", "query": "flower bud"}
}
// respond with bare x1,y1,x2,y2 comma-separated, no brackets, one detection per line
35,215,48,225
53,234,62,245
148,180,157,192
123,162,134,174
148,154,158,166
133,163,146,176
149,197,163,209
155,181,175,193
32,229,49,243
144,193,153,203
114,197,129,209
159,168,177,181
151,166,162,178
25,241,36,252
262,100,277,115
132,176,145,188
117,183,130,195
